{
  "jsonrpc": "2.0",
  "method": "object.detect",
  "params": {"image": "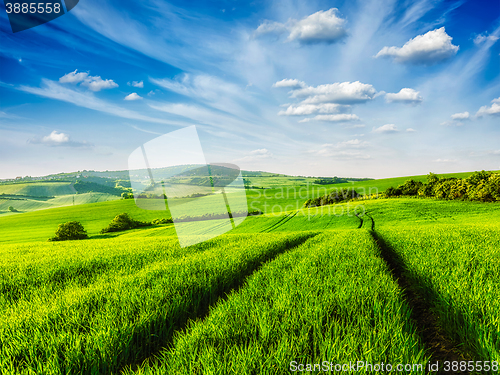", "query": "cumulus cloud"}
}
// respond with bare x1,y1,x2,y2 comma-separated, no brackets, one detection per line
476,97,500,117
385,88,422,104
255,8,347,45
128,80,144,88
291,81,377,104
81,76,119,91
273,78,307,89
124,93,143,101
450,111,469,120
29,130,91,147
59,70,118,91
473,34,499,45
278,103,349,116
373,124,399,133
287,8,347,44
375,27,459,64
406,128,416,132
300,114,360,122
59,70,89,84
